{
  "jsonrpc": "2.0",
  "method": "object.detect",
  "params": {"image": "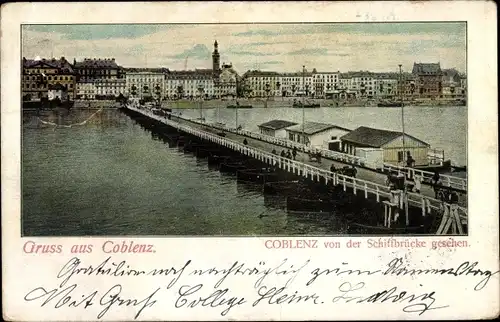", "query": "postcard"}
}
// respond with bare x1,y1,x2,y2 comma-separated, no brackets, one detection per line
1,1,498,320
